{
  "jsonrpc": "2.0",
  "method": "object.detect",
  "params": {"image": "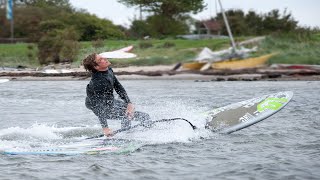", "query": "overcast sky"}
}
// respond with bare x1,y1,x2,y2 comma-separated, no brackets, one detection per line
69,0,319,28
